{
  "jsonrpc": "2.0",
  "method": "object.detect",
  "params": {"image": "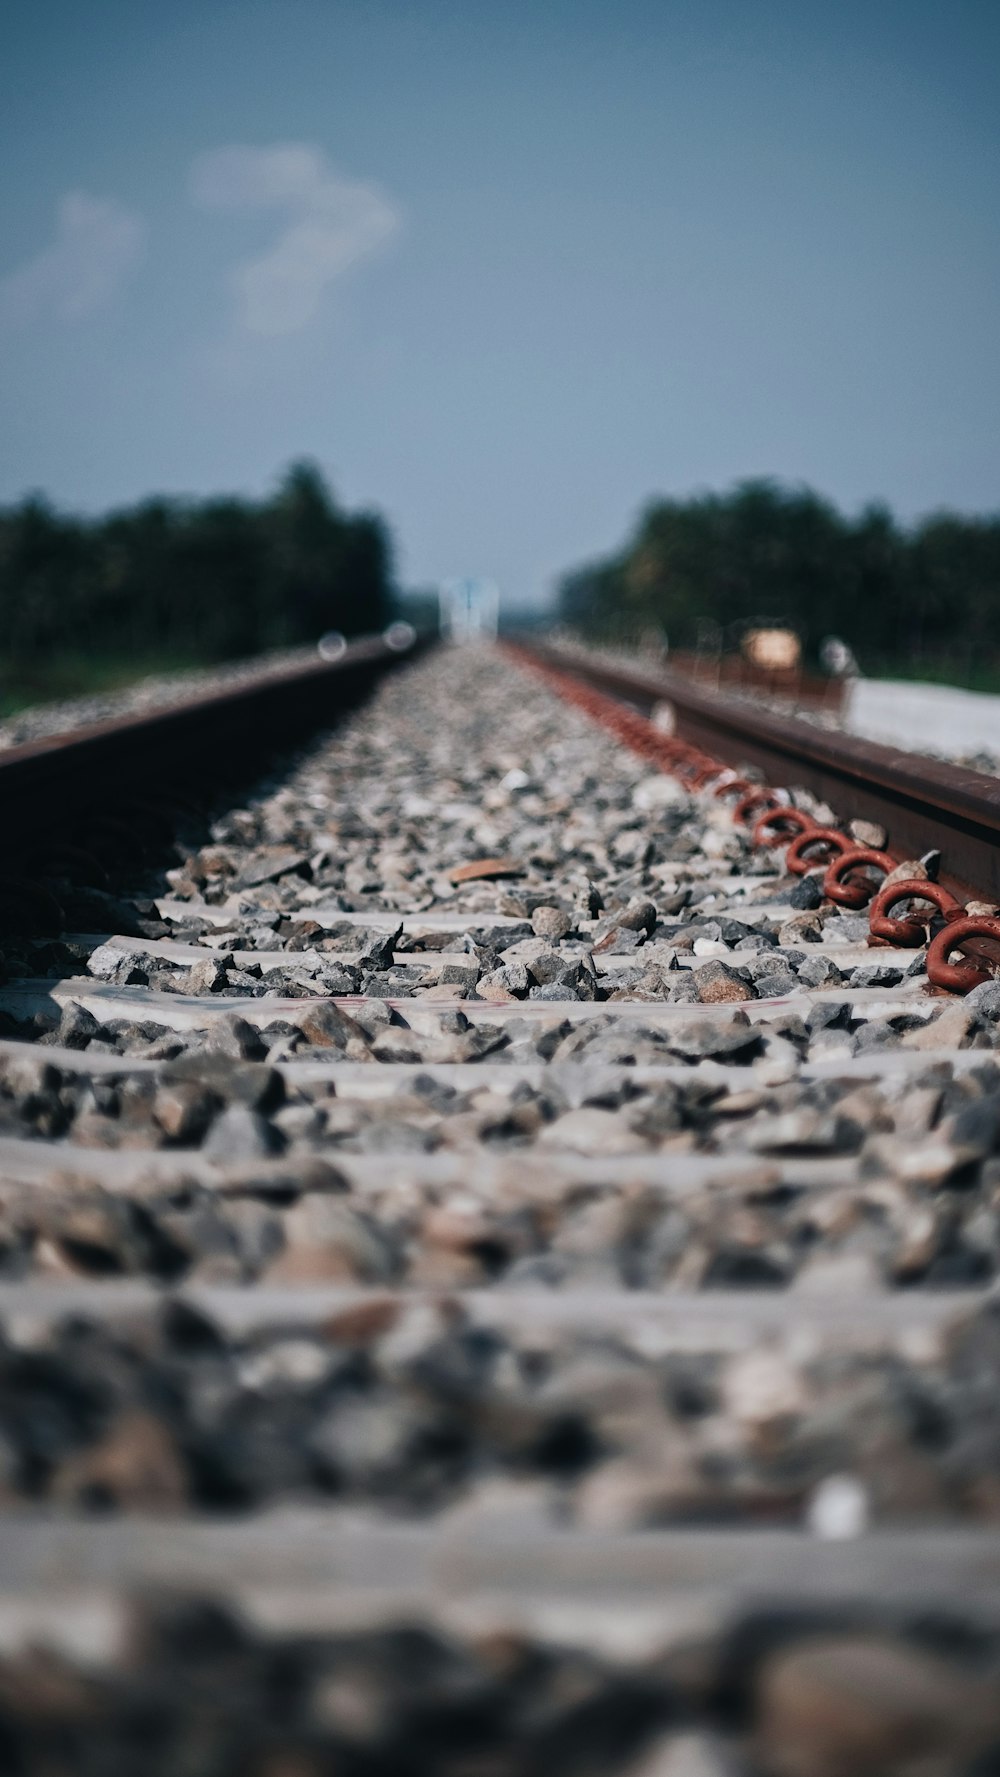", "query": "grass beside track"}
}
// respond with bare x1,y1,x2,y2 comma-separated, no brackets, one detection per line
0,650,221,718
